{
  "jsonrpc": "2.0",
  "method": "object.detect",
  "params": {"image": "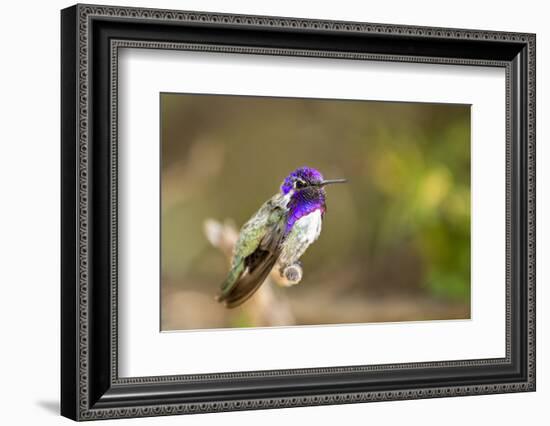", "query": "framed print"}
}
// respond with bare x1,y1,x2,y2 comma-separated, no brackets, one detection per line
61,4,536,421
